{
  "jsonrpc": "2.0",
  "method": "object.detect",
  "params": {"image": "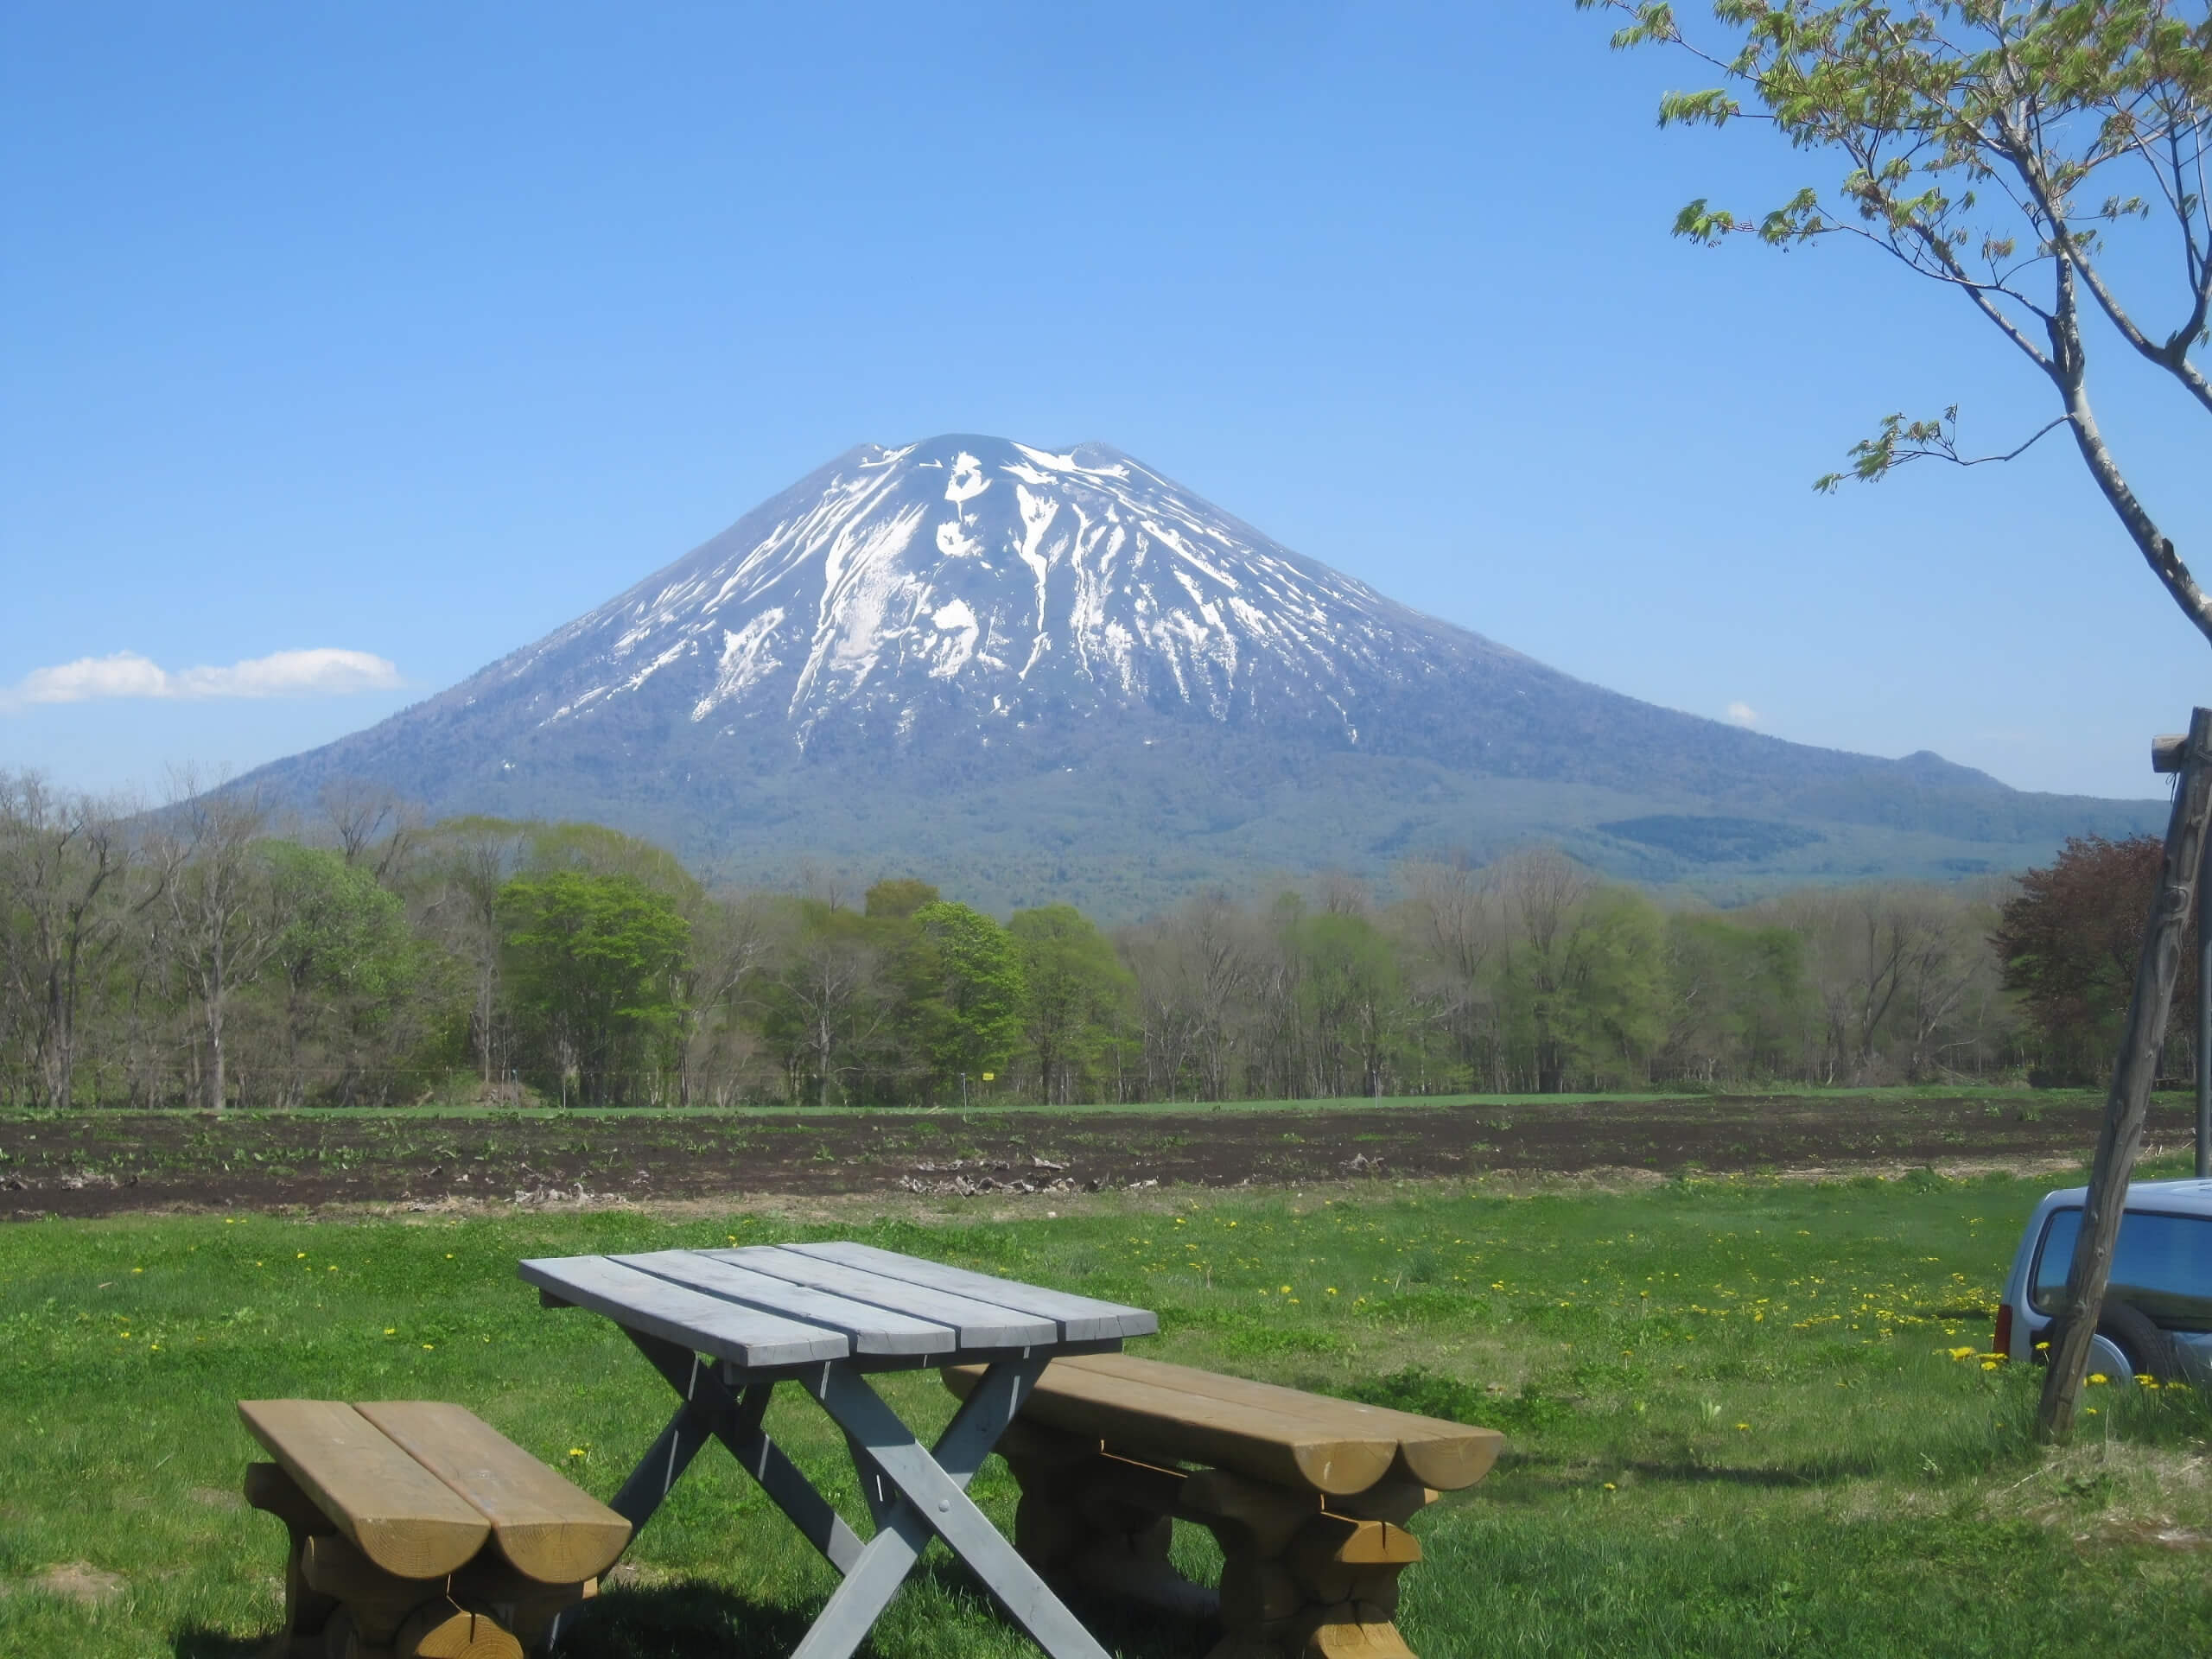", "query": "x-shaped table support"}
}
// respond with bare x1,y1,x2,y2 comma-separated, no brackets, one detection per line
563,1329,1111,1659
